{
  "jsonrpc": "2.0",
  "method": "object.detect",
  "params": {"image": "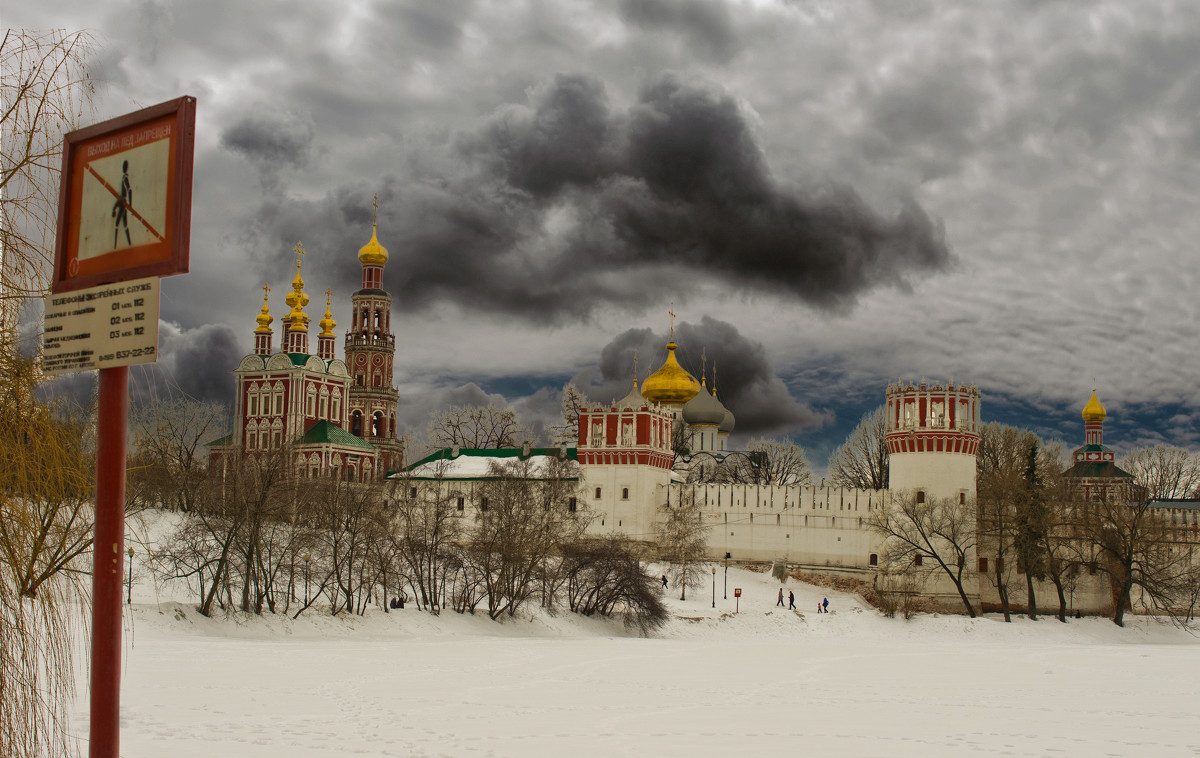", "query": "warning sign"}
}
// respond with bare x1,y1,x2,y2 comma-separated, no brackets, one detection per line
42,277,160,375
52,97,194,293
